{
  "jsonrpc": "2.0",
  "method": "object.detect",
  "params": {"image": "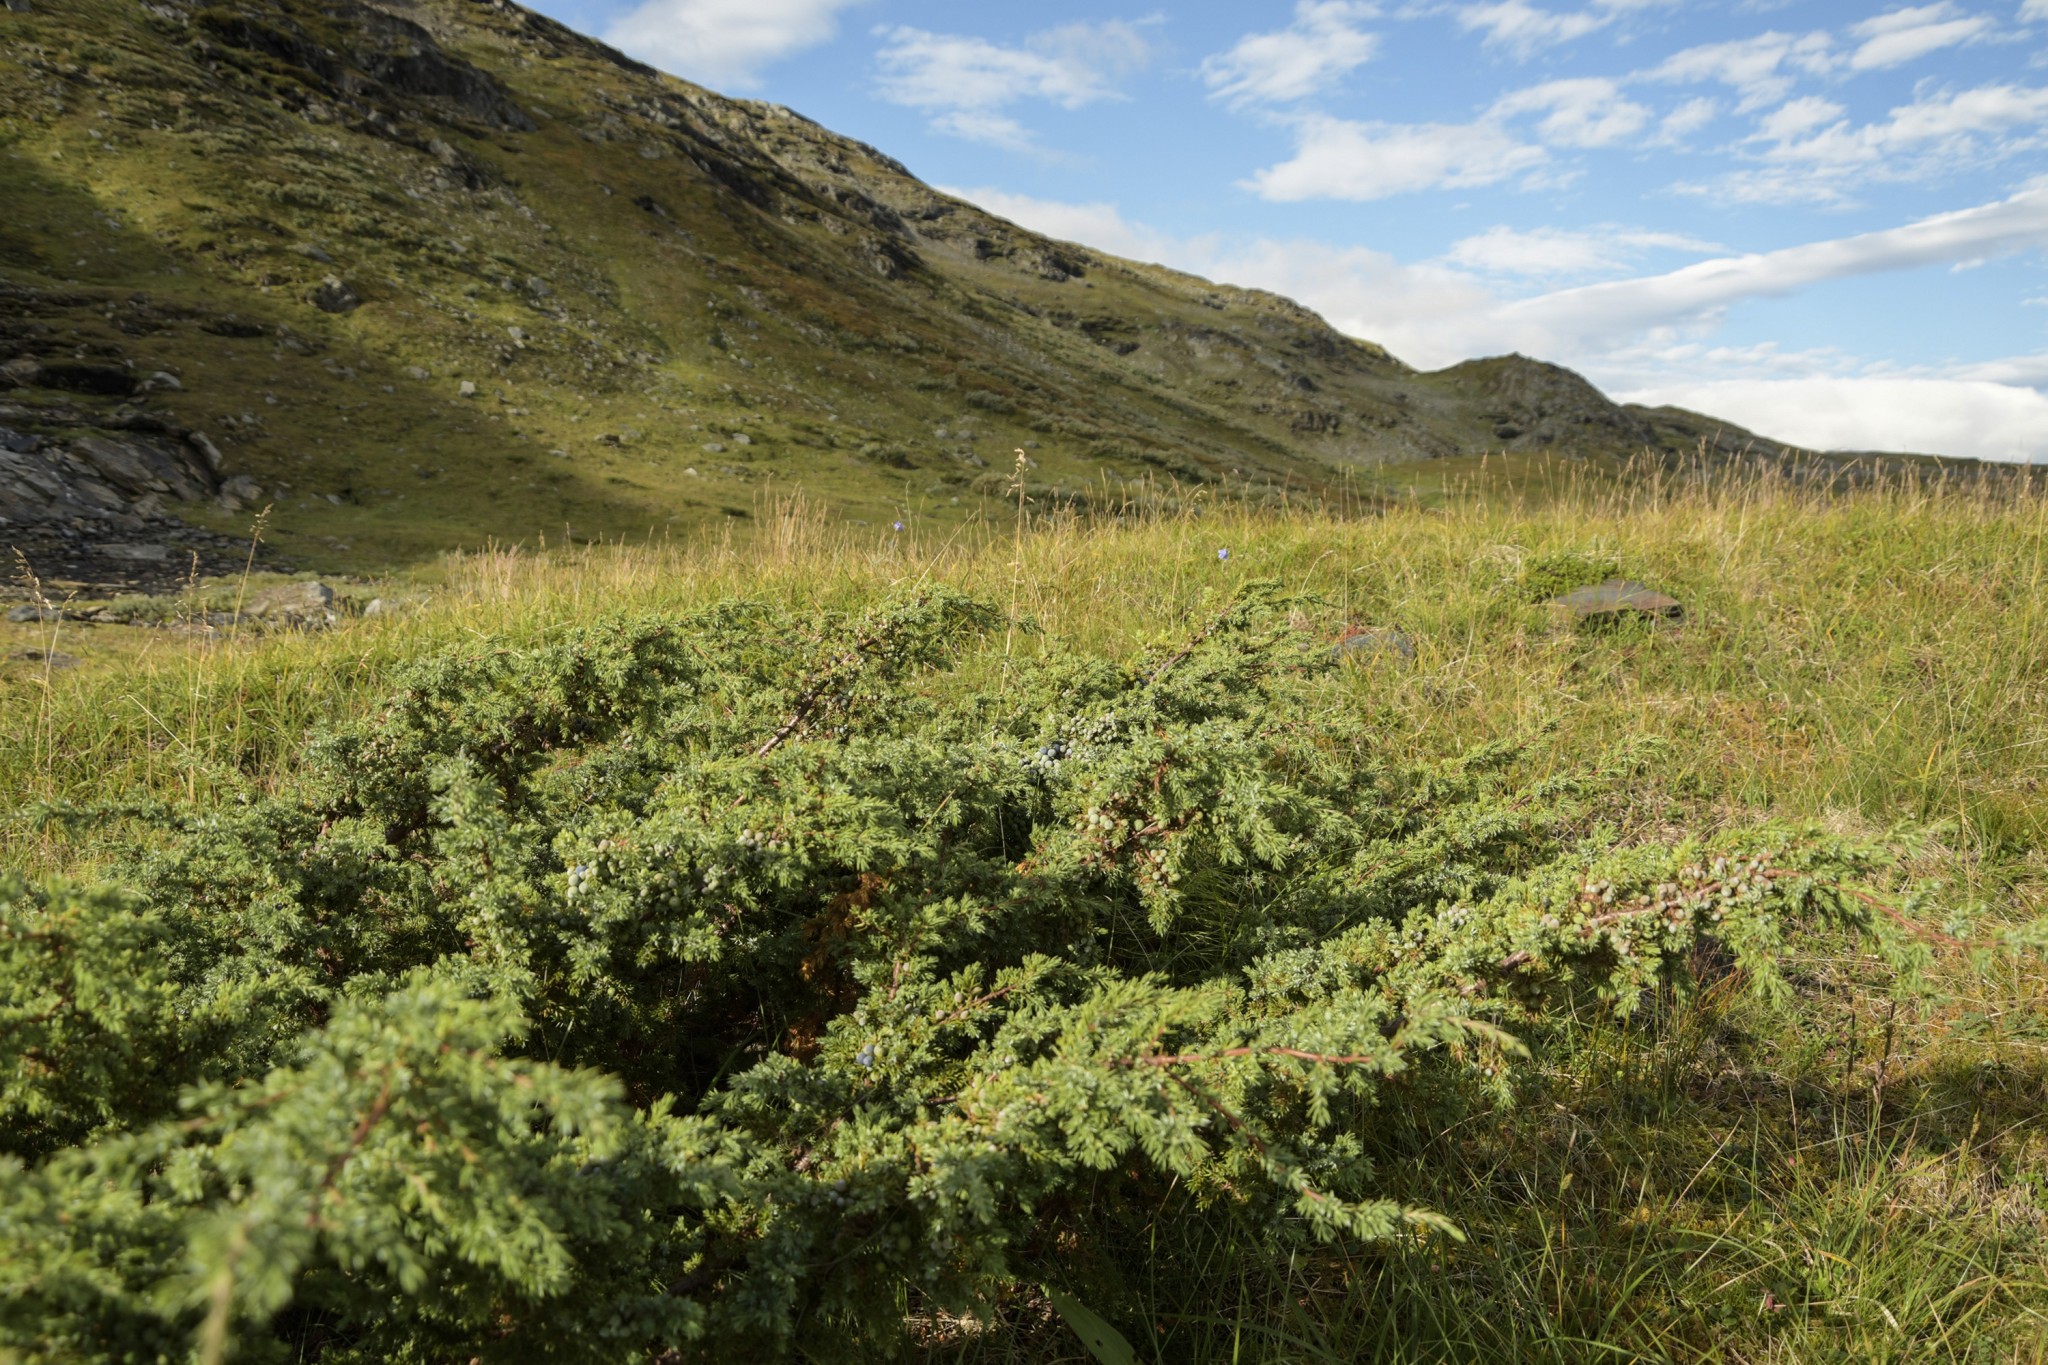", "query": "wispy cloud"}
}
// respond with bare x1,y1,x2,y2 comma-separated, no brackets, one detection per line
1491,78,1653,147
604,0,864,88
1501,184,2048,342
1645,31,1836,112
873,21,1154,149
1458,1,1610,57
1241,72,1661,201
1456,0,1670,60
1702,82,2048,201
1443,225,1723,279
1847,3,1995,72
1200,2,1381,106
1244,114,1549,200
